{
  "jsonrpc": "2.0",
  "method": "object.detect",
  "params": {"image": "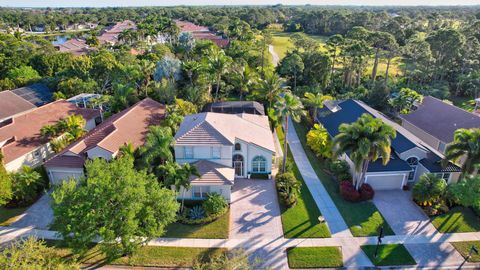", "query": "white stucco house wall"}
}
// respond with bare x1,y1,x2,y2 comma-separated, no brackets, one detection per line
174,112,276,202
